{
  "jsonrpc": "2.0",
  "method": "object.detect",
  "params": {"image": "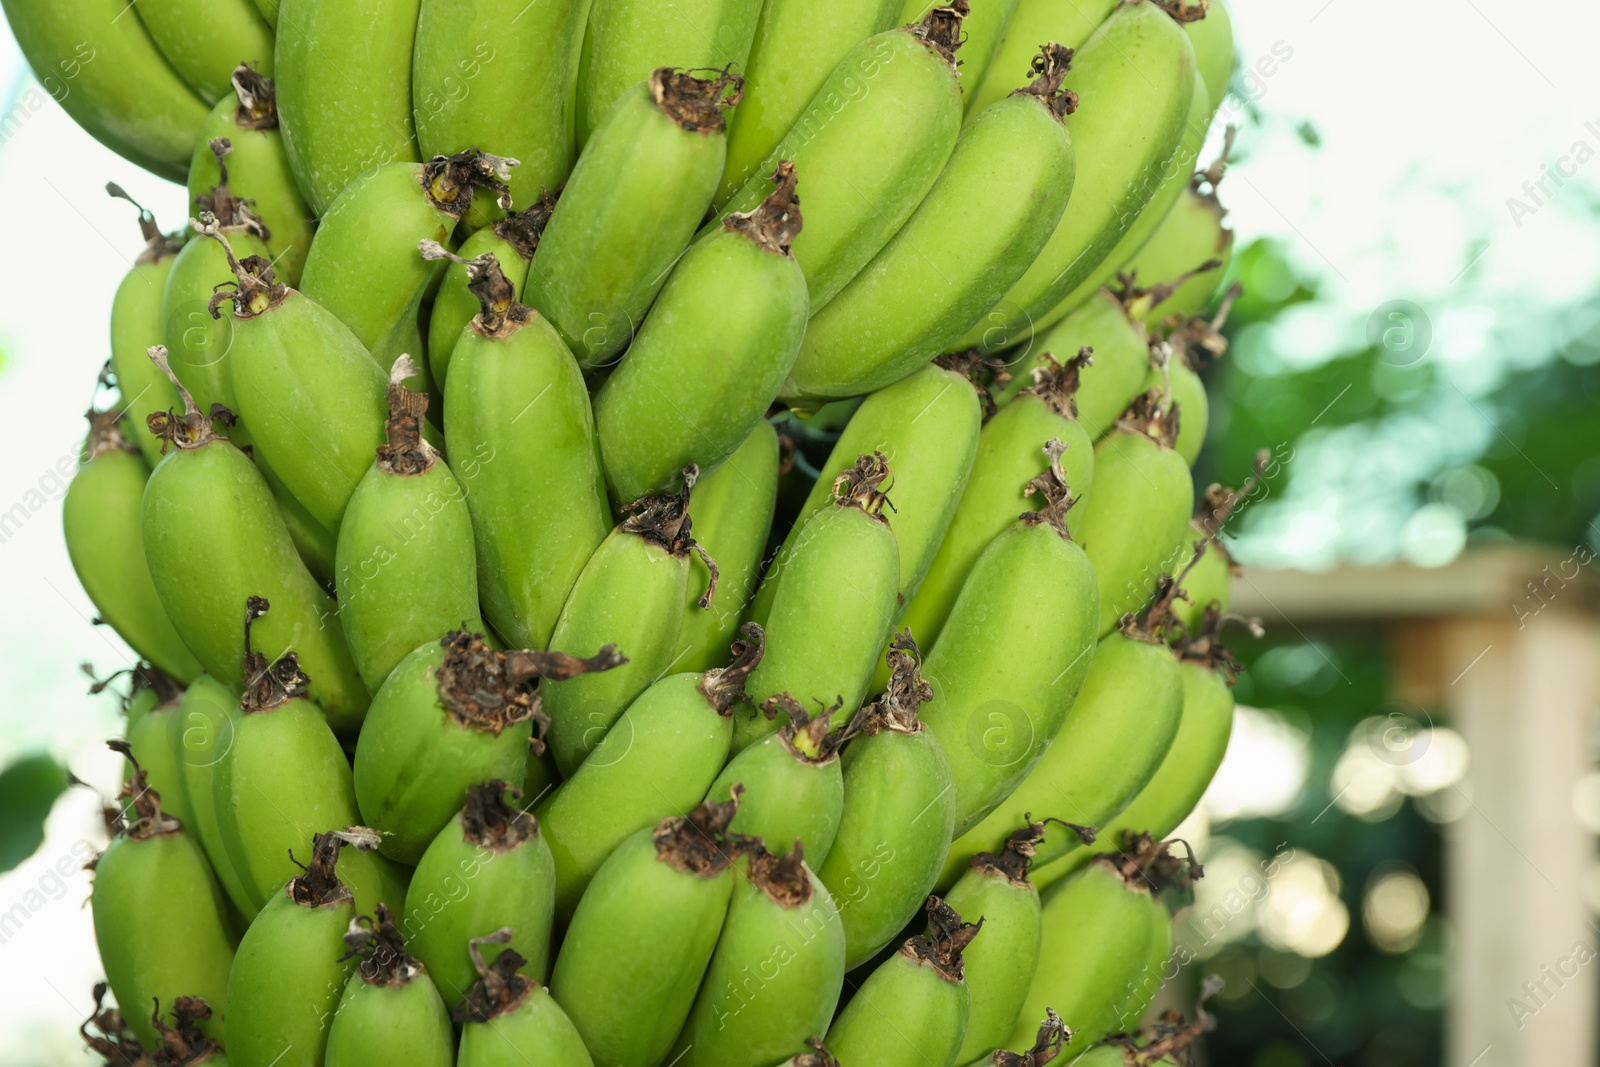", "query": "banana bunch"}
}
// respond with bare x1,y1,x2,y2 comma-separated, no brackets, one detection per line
29,0,1265,1063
